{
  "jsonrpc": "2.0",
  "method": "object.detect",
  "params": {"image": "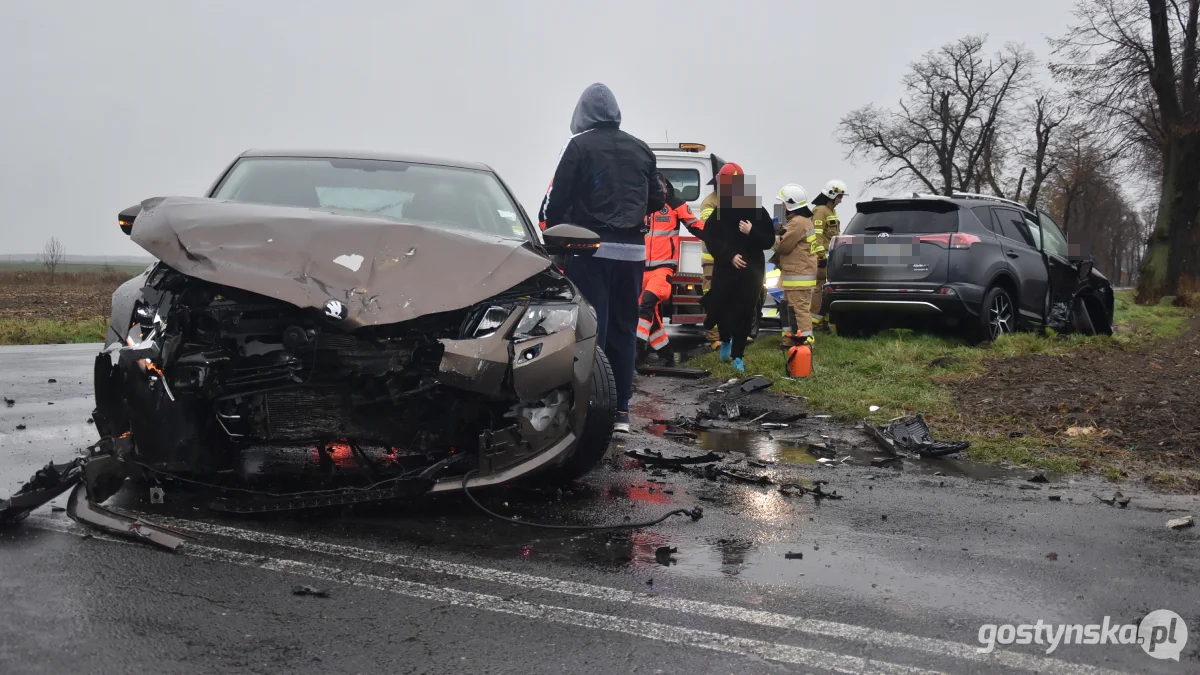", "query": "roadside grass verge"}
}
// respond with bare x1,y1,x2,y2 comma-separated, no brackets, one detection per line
0,318,108,345
687,290,1189,477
